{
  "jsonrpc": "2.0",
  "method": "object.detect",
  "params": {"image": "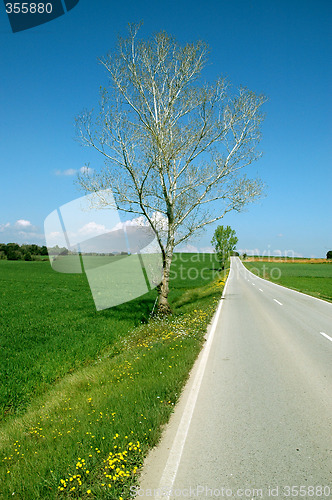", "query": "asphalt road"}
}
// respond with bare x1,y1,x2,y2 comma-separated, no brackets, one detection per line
138,257,332,500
